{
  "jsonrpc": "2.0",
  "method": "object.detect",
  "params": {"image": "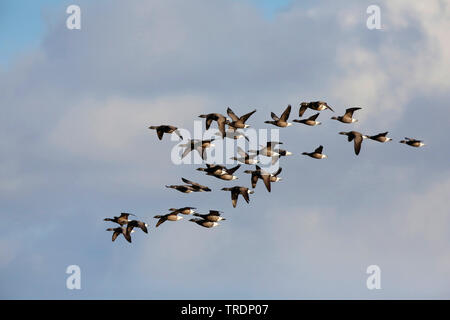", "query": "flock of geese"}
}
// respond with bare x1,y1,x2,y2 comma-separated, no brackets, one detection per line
104,101,425,243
